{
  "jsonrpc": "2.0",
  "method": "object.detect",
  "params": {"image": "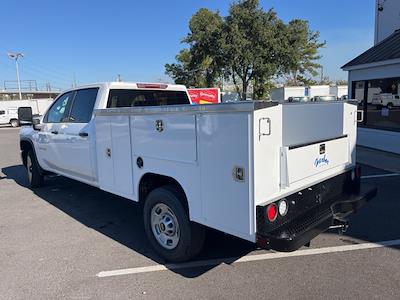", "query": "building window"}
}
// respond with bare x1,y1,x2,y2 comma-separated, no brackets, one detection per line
352,77,400,131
